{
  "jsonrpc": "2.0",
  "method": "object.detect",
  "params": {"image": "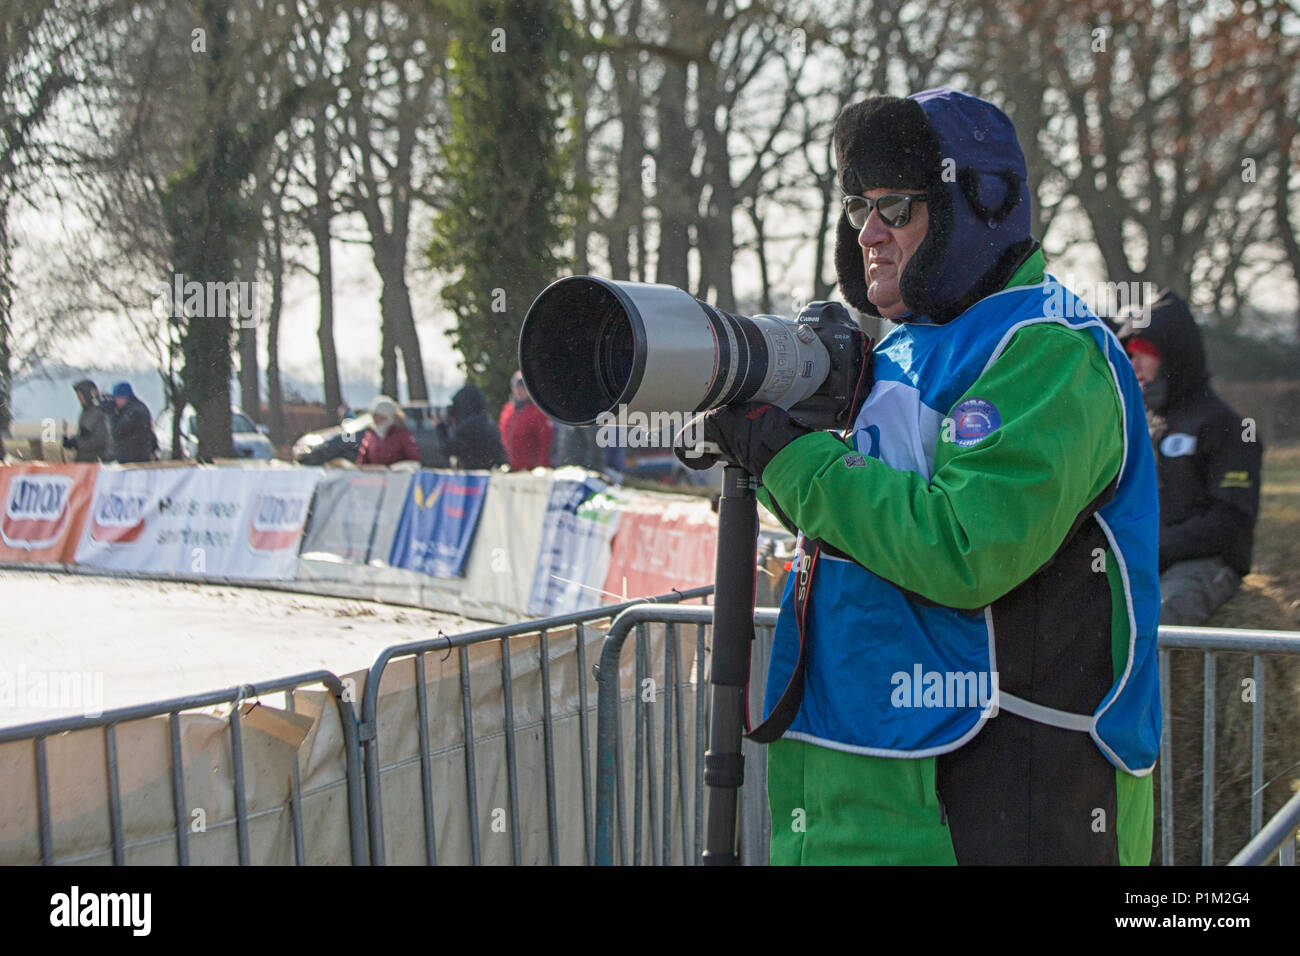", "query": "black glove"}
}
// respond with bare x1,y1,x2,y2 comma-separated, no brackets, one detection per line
62,435,77,450
674,402,812,478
